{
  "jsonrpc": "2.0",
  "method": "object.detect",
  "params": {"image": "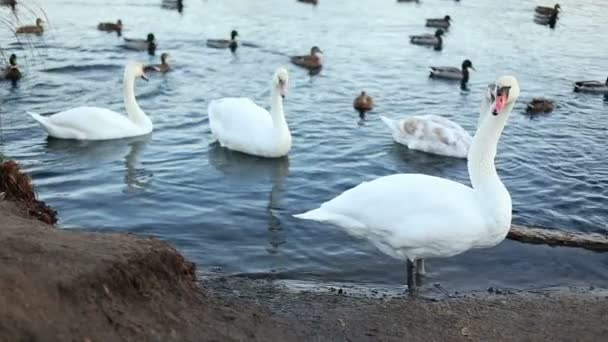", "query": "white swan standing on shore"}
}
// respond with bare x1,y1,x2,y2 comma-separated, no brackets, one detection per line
380,115,472,159
295,76,520,291
207,67,292,158
28,62,152,140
